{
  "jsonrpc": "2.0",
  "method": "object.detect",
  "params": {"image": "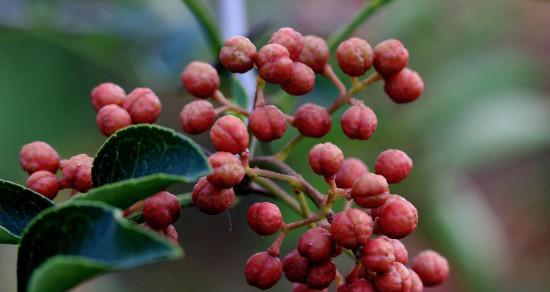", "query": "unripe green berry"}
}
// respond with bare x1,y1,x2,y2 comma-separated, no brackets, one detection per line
220,35,257,73
180,100,216,135
375,149,413,184
245,251,282,290
298,227,334,263
143,191,180,230
384,68,424,104
26,170,59,199
192,177,235,215
373,39,409,77
91,82,126,111
19,141,60,174
96,104,132,136
58,154,93,193
181,61,220,98
210,115,249,154
207,152,245,188
341,104,378,140
336,37,373,77
331,208,373,249
298,35,329,73
269,27,304,60
293,103,331,138
308,142,344,178
282,62,316,96
256,44,293,84
123,87,162,124
335,157,369,189
351,172,390,208
411,250,449,286
249,105,287,142
247,202,283,236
